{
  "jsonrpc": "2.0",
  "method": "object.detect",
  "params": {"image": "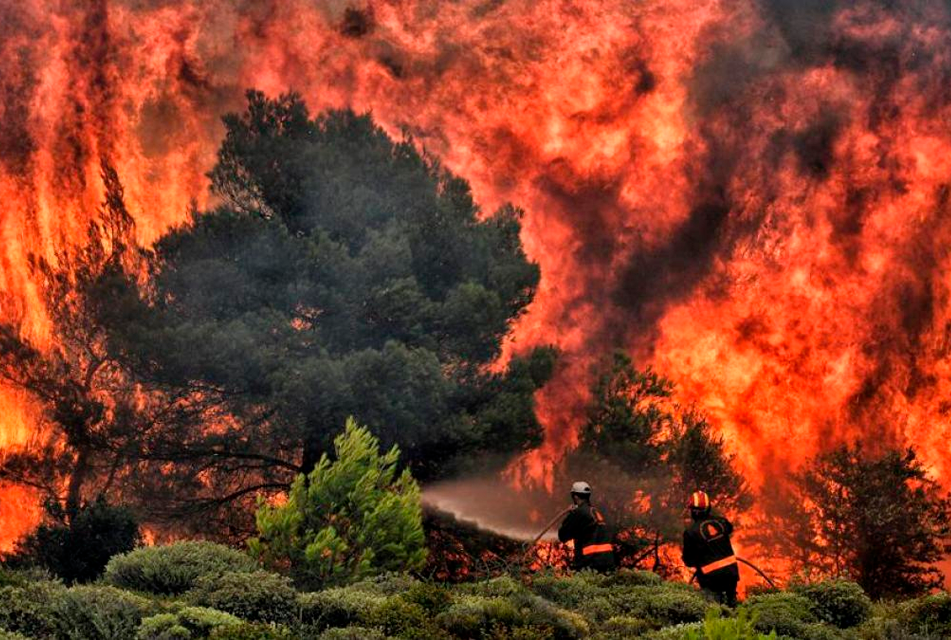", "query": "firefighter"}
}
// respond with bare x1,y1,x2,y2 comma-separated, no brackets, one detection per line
557,481,615,572
682,490,739,606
